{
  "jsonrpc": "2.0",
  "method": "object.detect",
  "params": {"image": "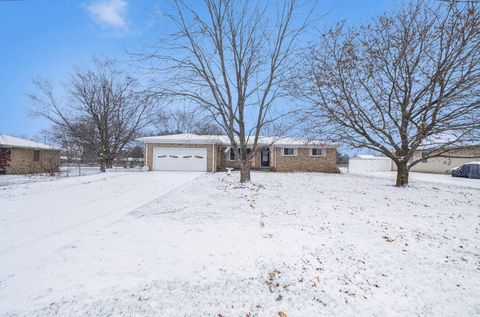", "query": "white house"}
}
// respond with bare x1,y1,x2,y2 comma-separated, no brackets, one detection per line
349,155,392,173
